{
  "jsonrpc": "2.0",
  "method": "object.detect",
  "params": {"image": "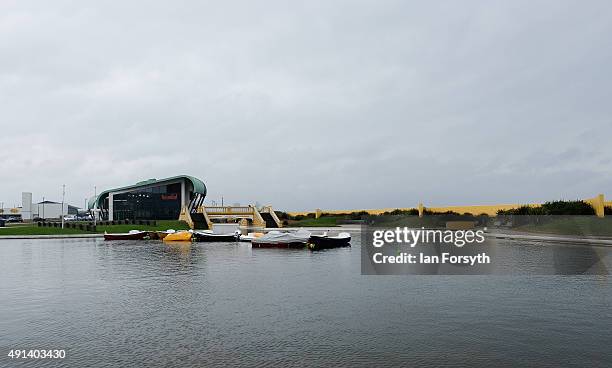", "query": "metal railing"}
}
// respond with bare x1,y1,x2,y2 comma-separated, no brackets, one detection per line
204,206,255,215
